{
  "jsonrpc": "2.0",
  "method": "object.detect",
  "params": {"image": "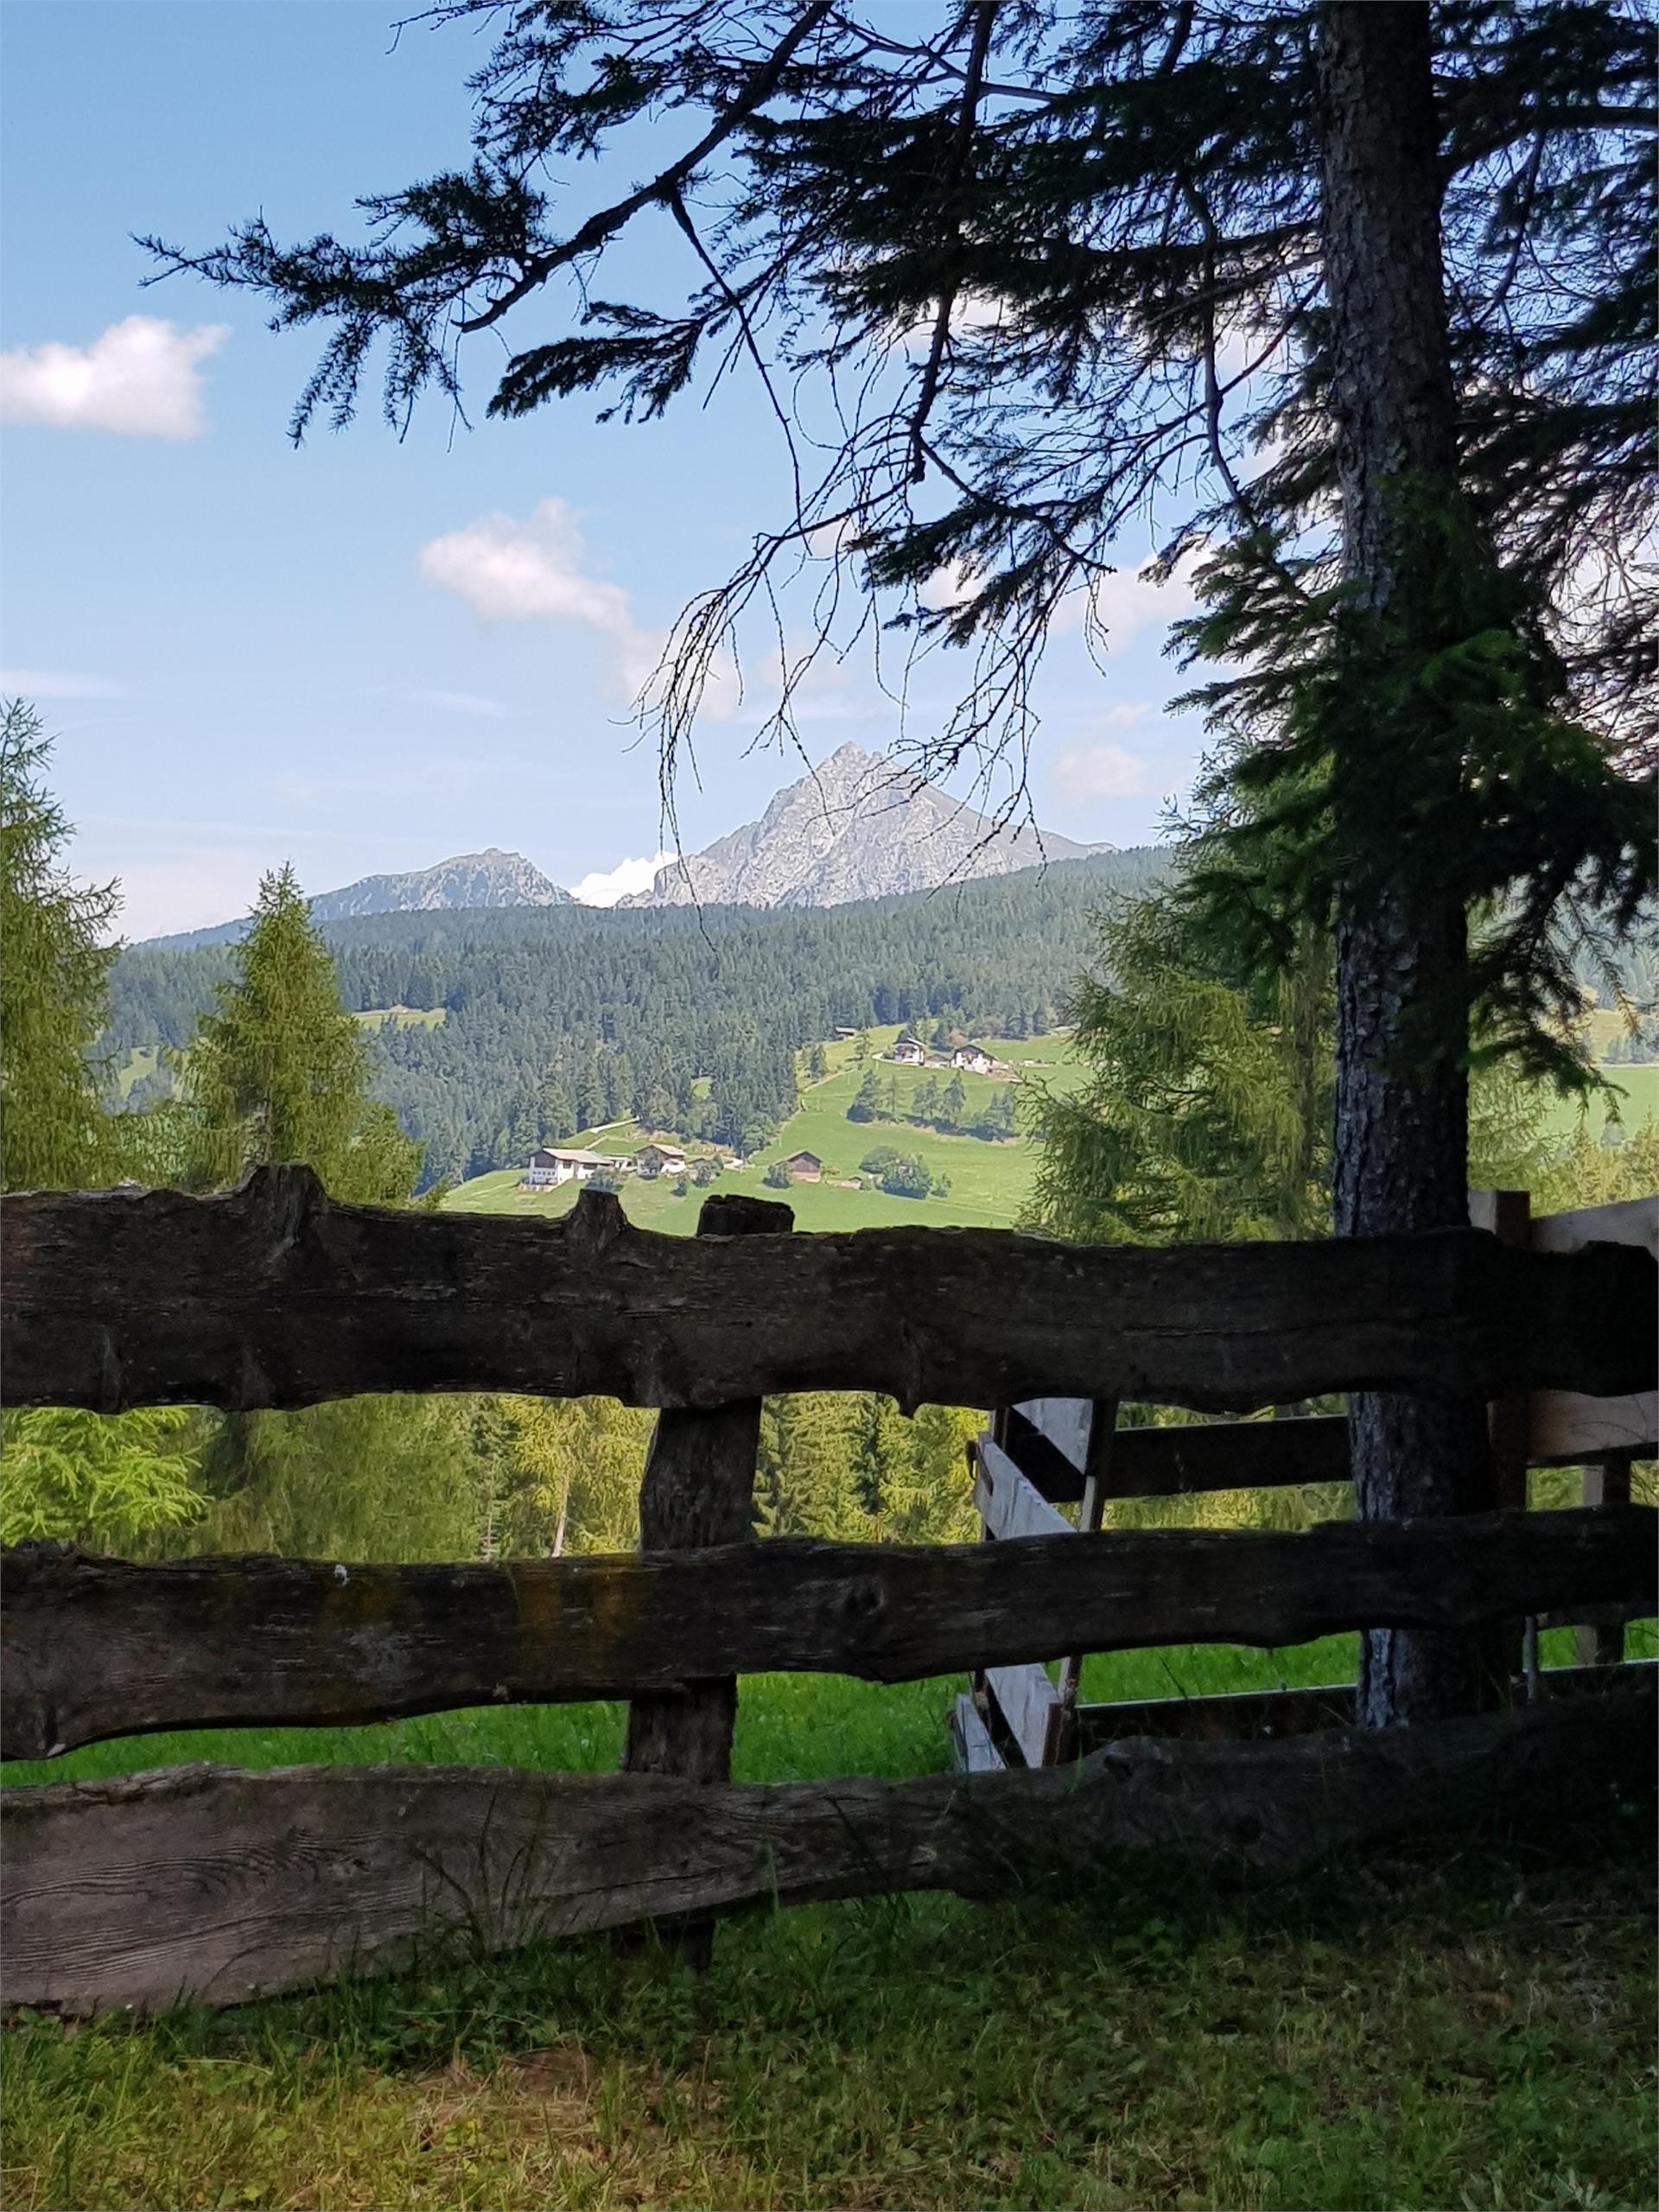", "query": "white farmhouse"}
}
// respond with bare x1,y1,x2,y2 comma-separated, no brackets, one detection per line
524,1147,631,1187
